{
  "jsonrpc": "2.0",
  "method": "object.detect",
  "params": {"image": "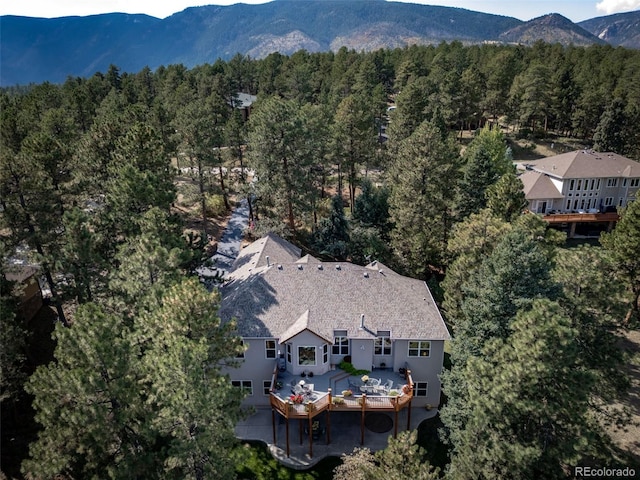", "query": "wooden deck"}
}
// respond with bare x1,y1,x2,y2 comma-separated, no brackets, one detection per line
543,212,619,223
268,362,415,458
